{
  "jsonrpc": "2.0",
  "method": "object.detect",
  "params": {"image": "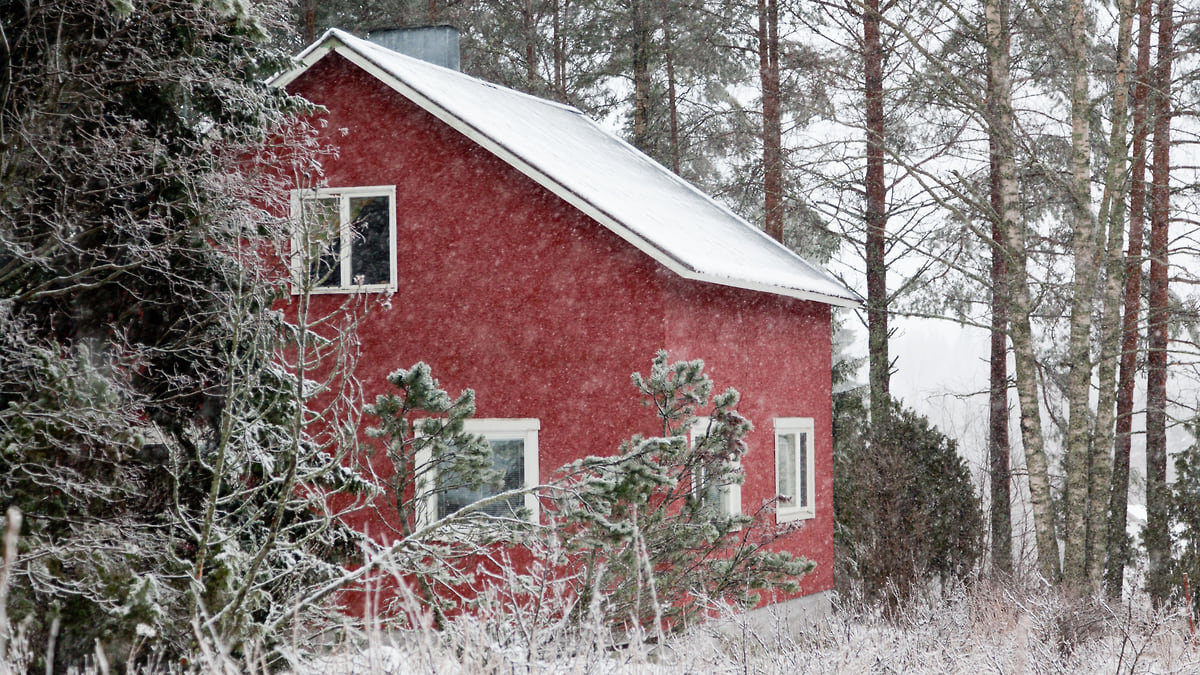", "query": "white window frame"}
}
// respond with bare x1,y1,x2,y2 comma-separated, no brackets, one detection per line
689,417,742,517
774,417,815,522
290,185,397,293
416,418,540,529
